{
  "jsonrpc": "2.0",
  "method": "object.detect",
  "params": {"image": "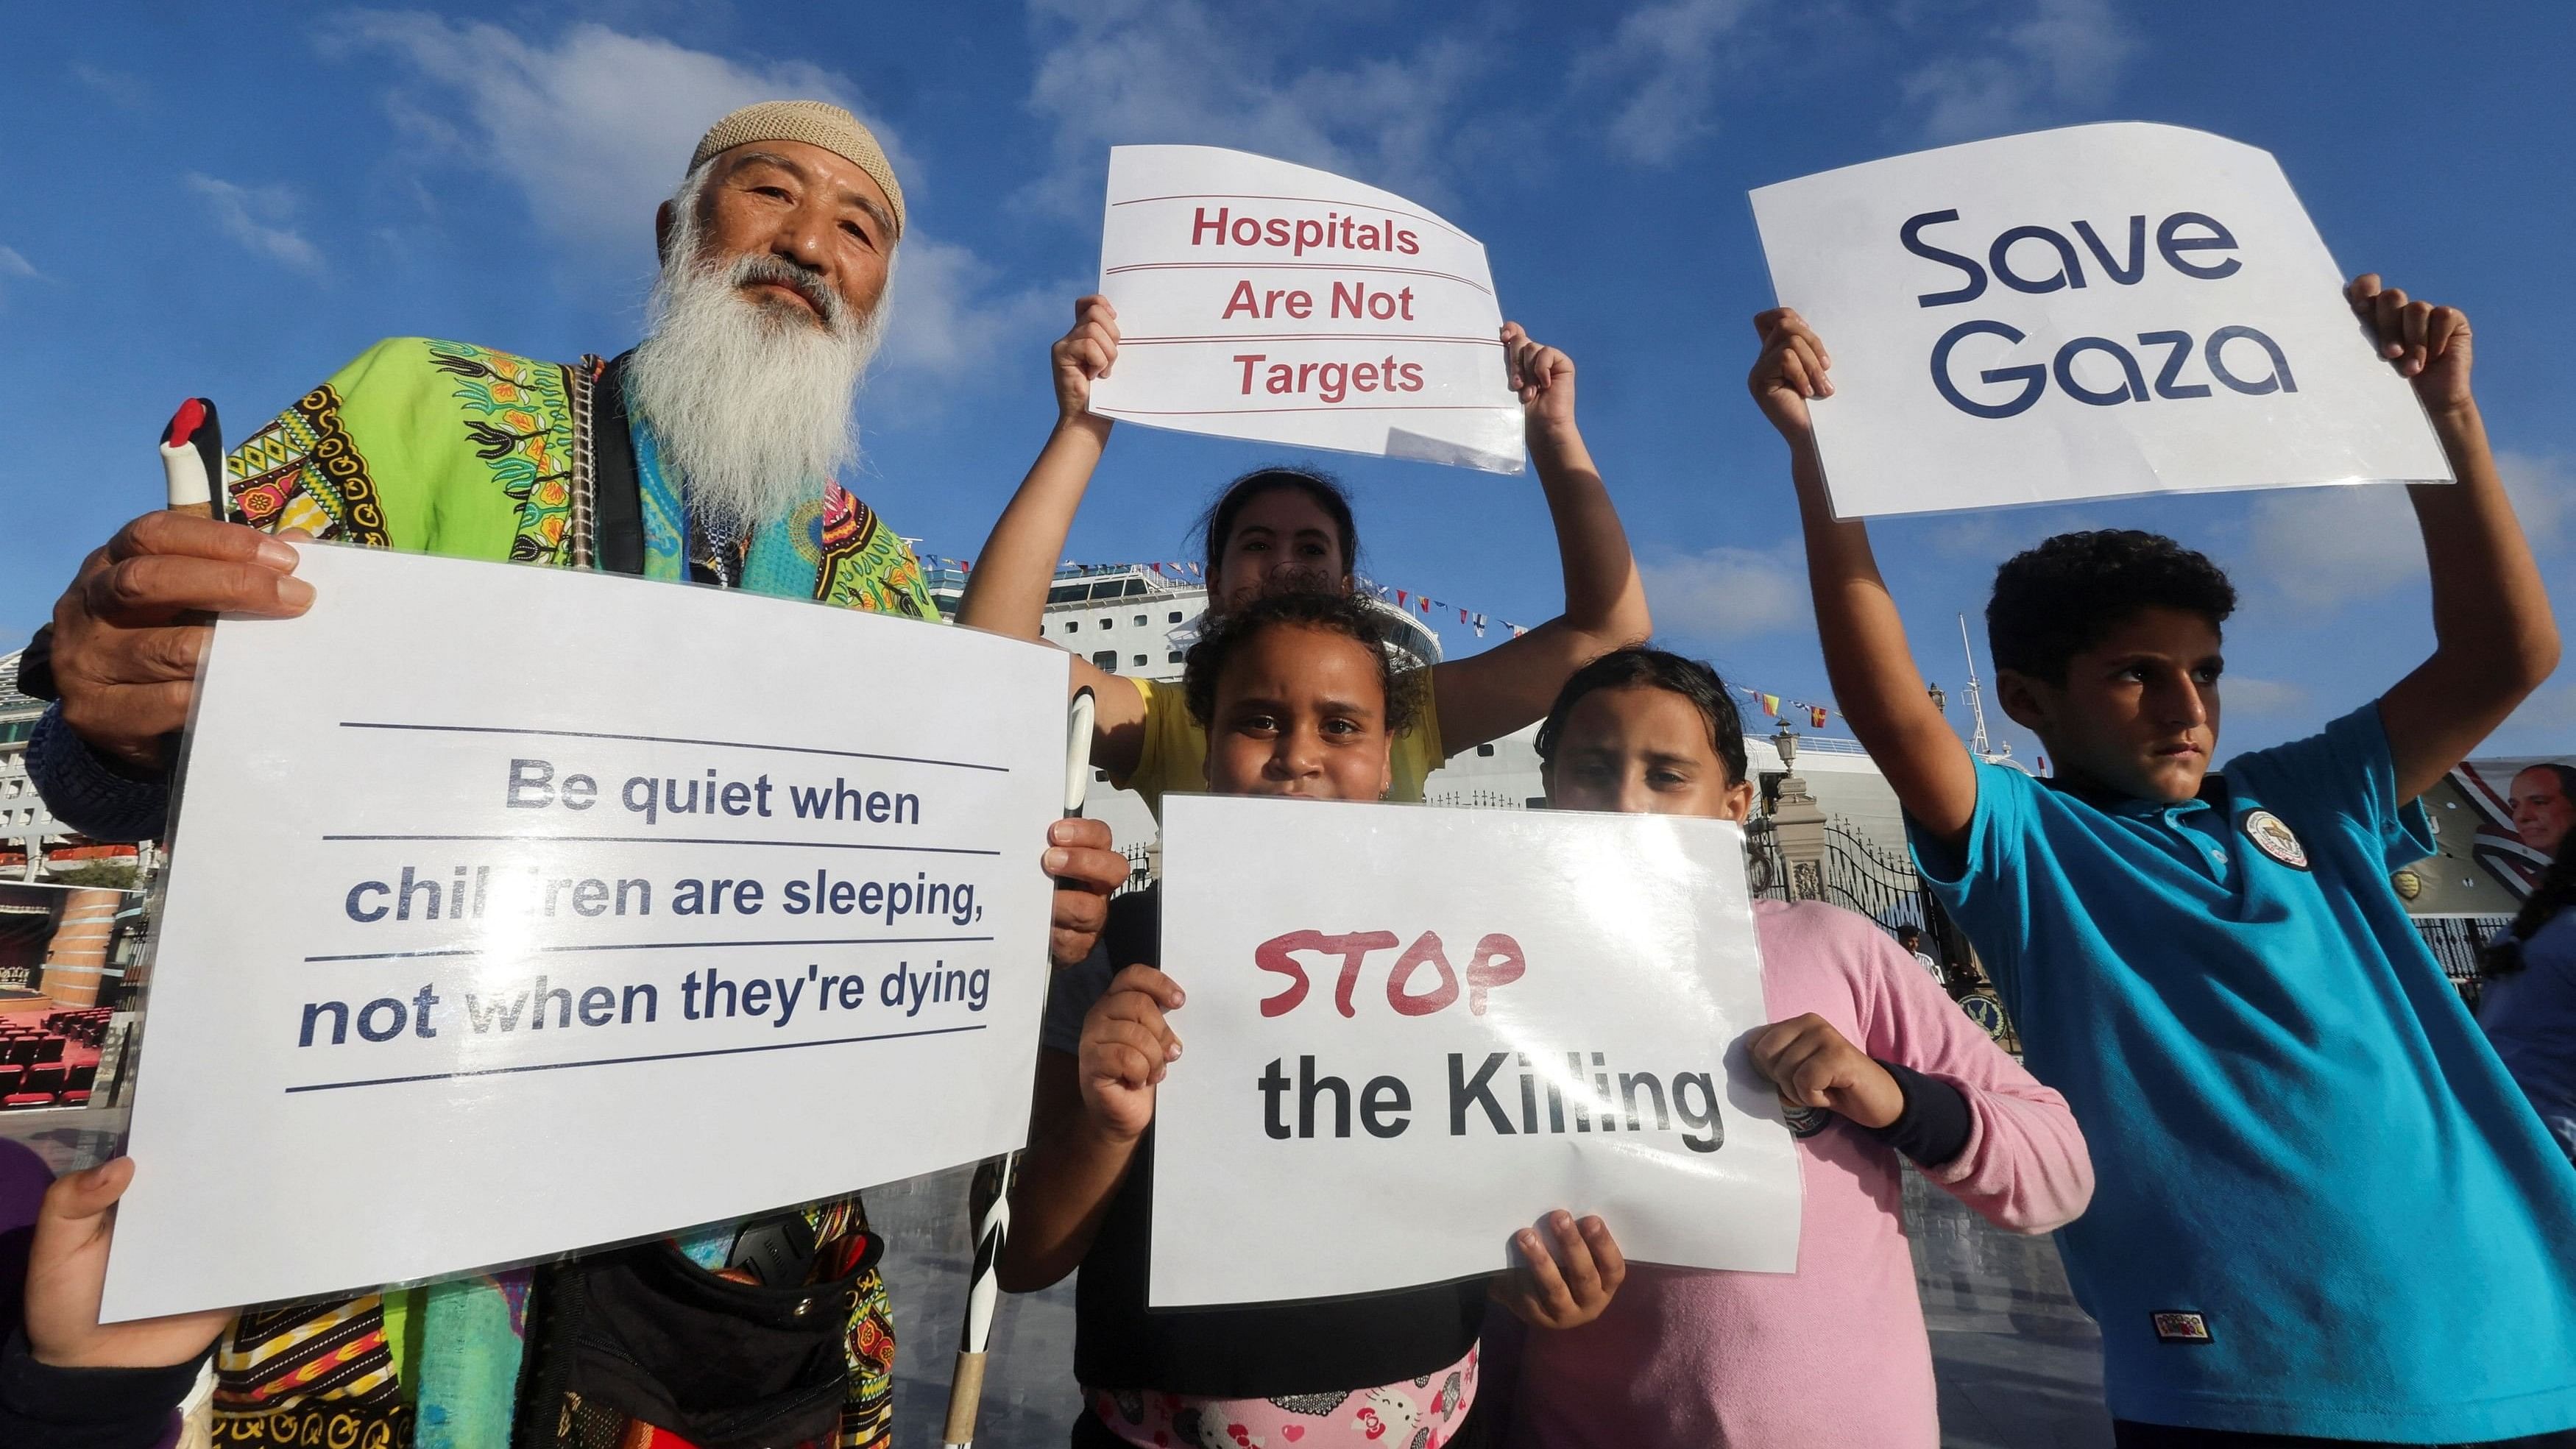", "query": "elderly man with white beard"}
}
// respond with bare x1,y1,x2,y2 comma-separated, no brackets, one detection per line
7,102,1129,1449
